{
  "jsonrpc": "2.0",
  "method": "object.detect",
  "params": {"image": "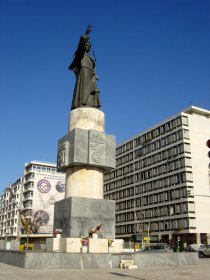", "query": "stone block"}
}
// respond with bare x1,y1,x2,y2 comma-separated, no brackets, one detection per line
0,251,199,269
154,253,177,267
126,264,138,269
24,252,61,269
89,239,108,253
89,253,113,268
54,197,115,238
60,238,82,253
133,253,155,267
60,253,112,269
69,107,105,132
177,252,199,265
111,239,124,253
69,128,89,164
65,165,104,199
46,238,60,252
120,259,134,268
57,128,116,171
